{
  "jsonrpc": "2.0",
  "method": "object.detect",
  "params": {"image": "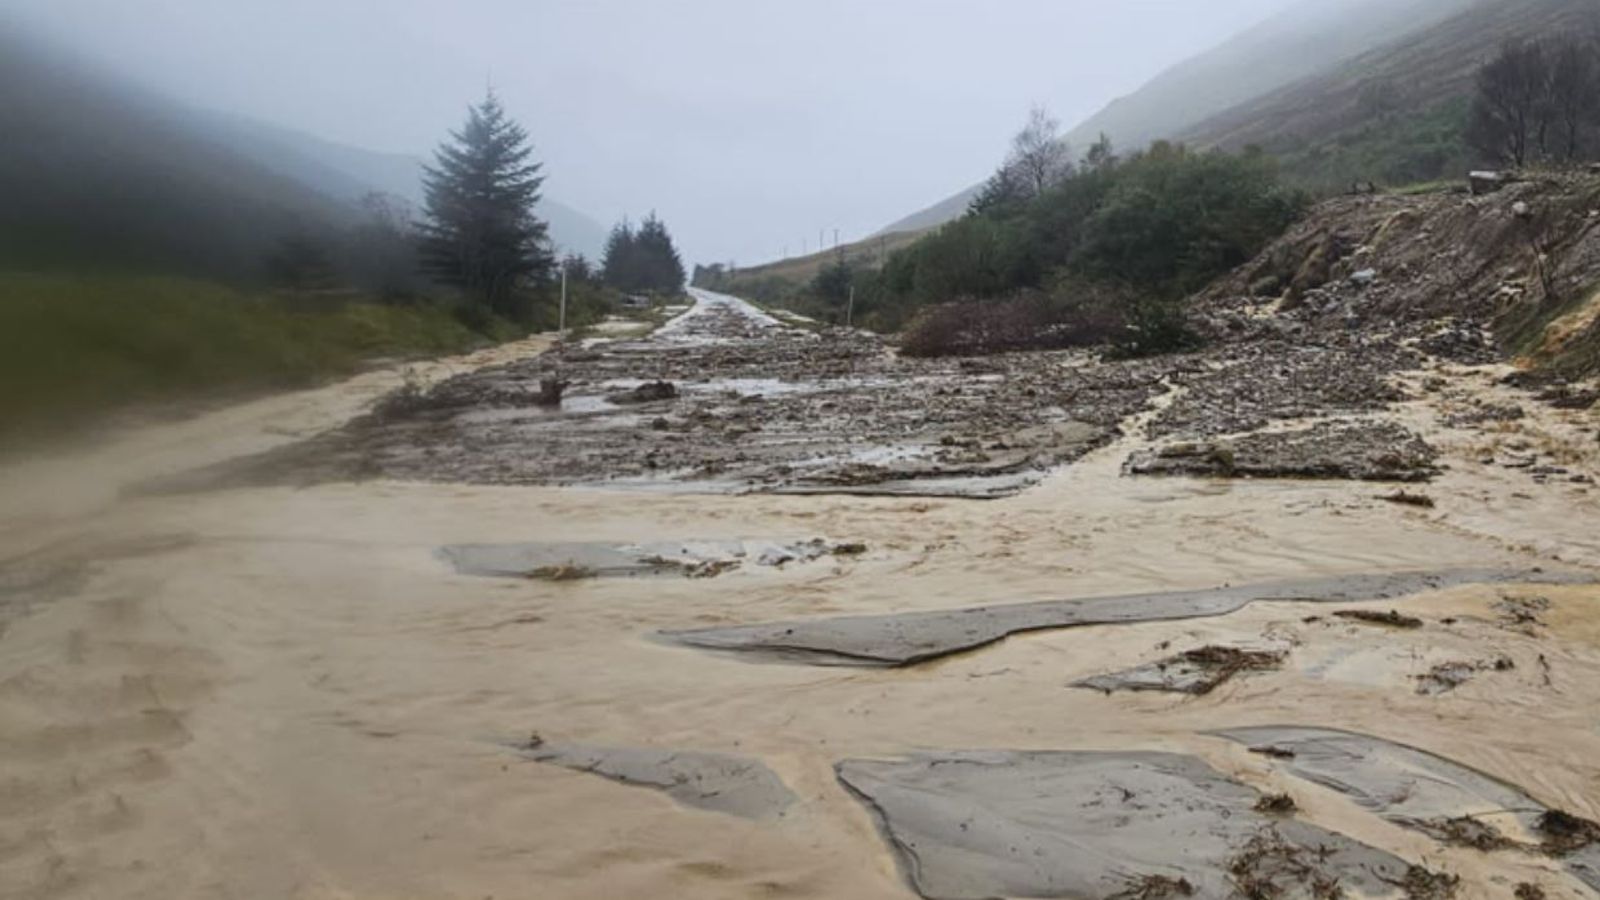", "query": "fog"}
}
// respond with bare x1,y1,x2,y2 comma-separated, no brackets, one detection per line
5,0,1312,265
